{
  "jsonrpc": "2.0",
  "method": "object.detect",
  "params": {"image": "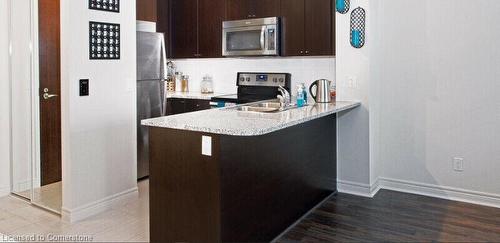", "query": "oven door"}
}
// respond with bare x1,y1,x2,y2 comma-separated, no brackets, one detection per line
223,25,278,56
